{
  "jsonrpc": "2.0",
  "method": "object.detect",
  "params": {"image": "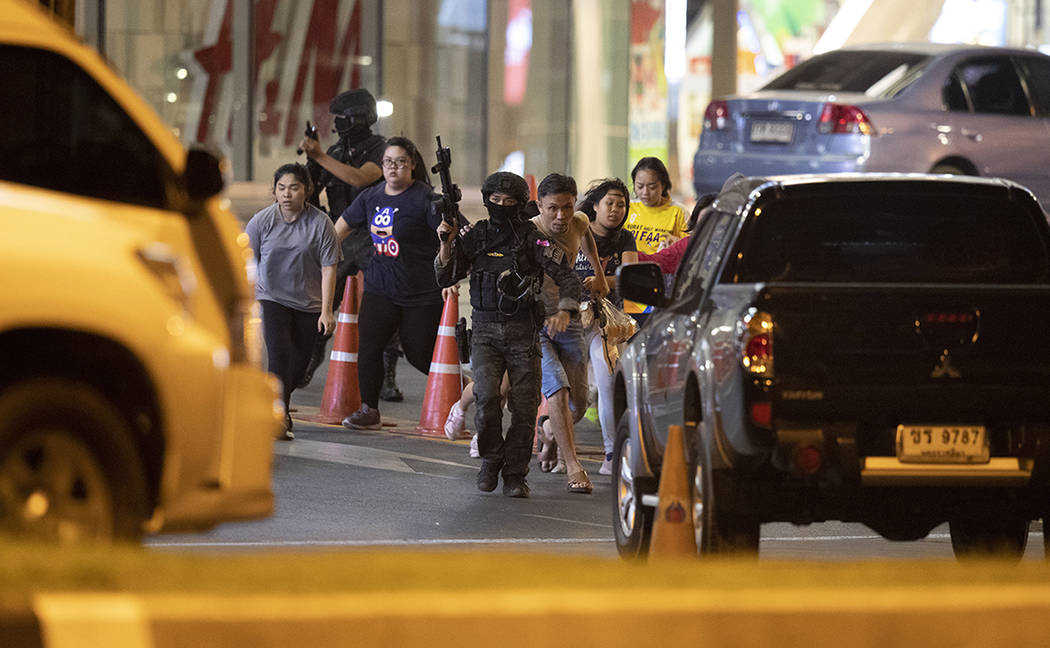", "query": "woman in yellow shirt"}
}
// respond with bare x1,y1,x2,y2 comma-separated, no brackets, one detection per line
624,157,688,320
